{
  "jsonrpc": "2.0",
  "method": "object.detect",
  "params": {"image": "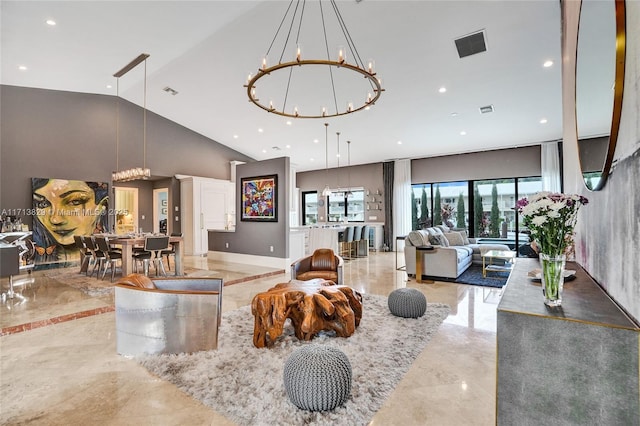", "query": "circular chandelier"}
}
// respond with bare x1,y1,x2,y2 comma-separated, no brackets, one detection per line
244,0,384,119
